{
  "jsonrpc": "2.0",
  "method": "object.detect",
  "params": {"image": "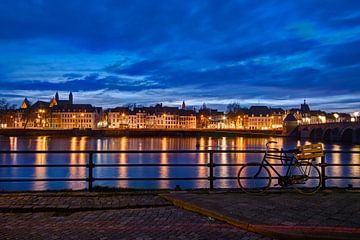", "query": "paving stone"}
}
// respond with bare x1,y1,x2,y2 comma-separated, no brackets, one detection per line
0,192,272,240
162,190,360,240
